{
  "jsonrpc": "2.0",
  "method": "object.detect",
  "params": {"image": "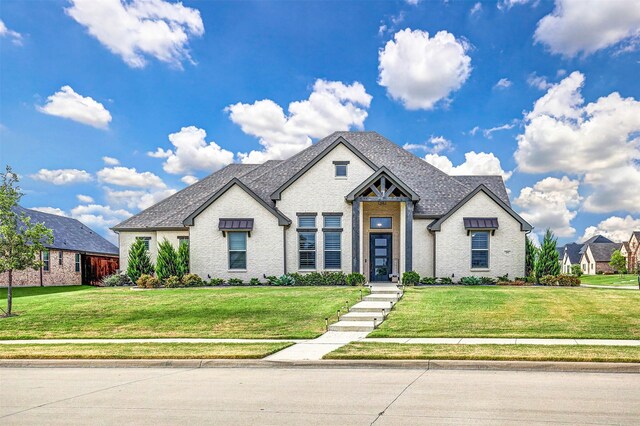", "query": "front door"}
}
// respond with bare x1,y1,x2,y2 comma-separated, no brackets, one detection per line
370,233,392,282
